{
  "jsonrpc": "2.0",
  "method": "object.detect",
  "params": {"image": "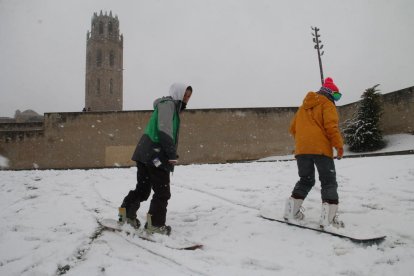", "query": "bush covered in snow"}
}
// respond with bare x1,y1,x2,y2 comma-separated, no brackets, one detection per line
344,84,386,152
